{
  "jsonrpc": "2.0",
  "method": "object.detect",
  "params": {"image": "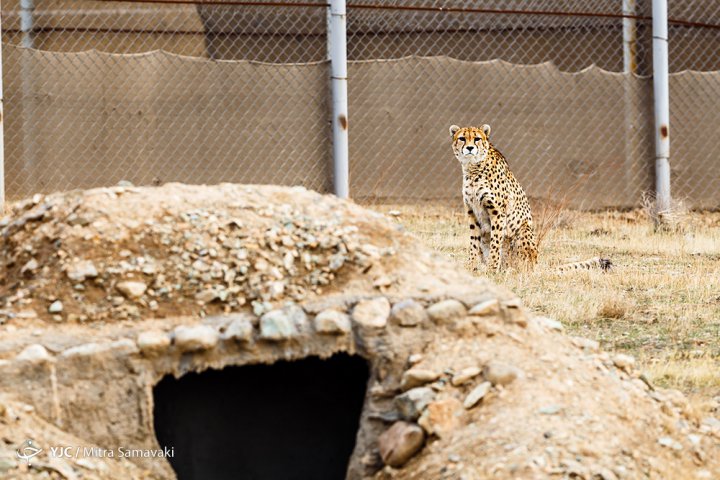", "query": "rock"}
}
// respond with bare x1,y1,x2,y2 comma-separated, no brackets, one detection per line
483,362,522,386
259,304,307,341
195,289,220,303
352,297,390,328
613,353,636,370
314,309,352,335
394,387,436,420
378,421,425,468
221,316,254,342
401,368,441,390
21,258,39,275
538,405,563,415
16,344,51,362
418,397,463,438
500,299,527,327
137,331,171,355
426,299,466,325
65,260,99,282
390,299,428,327
451,366,481,386
116,281,147,299
61,339,137,357
48,300,63,313
173,325,219,352
571,336,600,352
658,436,683,450
535,316,564,331
408,354,424,365
468,299,500,316
463,381,492,409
